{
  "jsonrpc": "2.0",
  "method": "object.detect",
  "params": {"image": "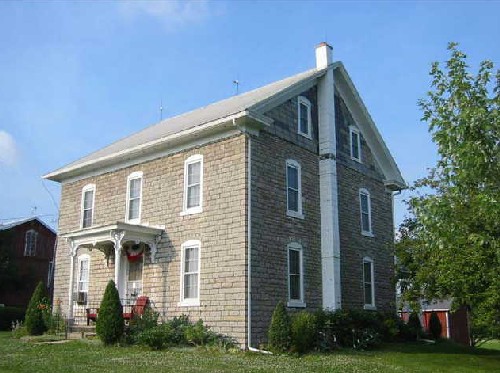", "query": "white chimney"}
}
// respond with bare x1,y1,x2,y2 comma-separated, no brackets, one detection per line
315,42,333,70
